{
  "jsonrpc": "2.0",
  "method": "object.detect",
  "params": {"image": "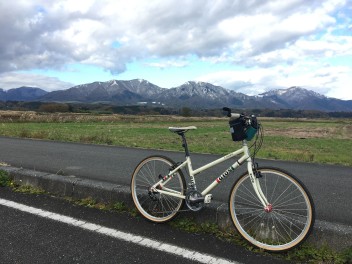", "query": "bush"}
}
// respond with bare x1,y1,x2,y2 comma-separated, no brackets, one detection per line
0,171,10,187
